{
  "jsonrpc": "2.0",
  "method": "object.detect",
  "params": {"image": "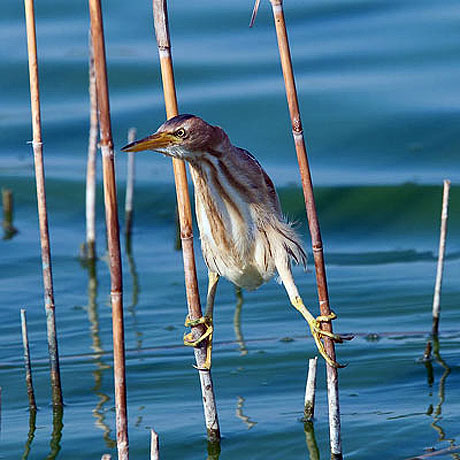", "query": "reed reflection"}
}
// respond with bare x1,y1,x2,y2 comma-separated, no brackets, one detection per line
424,337,457,457
206,440,221,460
233,287,247,356
21,408,37,460
83,258,116,449
235,396,256,430
2,188,18,240
46,406,63,460
126,237,143,352
303,421,320,460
